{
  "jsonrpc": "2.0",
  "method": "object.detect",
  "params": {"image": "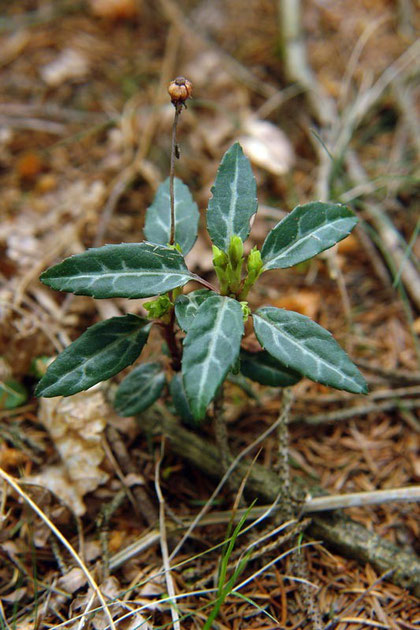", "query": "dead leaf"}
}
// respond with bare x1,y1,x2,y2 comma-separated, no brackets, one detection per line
16,151,44,180
58,567,87,594
270,290,321,320
89,0,140,19
1,586,27,602
239,116,294,176
0,445,28,470
28,465,89,517
40,49,89,87
30,387,110,515
337,233,359,254
185,233,214,273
